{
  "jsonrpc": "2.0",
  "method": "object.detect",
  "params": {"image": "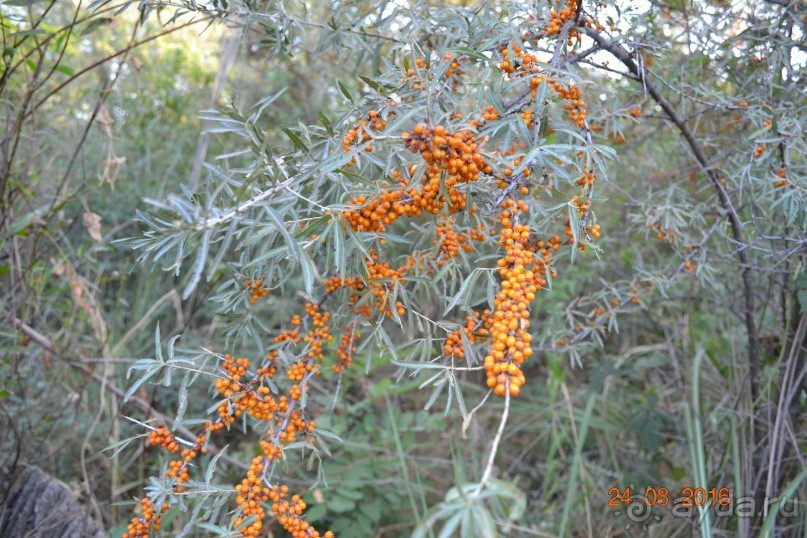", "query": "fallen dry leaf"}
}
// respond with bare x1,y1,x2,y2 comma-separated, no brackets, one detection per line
83,211,103,242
